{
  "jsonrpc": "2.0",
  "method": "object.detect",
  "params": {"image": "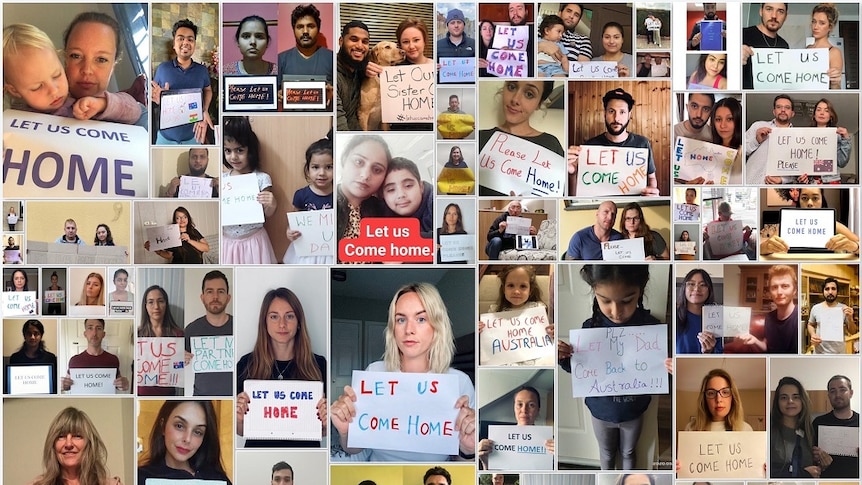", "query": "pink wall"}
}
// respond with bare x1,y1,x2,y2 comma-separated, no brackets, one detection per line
277,3,334,53
222,3,279,67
